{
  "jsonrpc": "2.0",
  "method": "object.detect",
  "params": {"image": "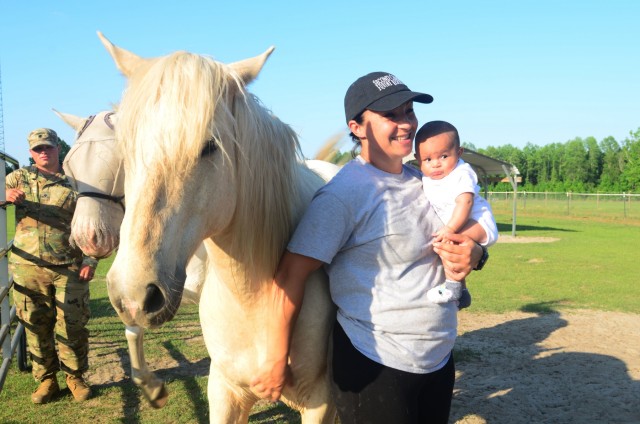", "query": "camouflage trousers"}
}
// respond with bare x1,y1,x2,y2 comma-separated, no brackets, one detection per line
11,262,90,381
